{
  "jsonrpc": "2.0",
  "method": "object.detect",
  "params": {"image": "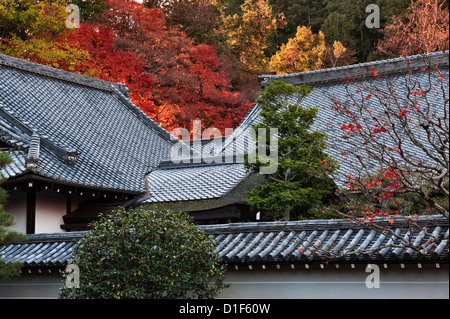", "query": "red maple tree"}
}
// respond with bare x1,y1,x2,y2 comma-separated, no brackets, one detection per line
5,0,251,134
329,58,449,221
98,0,252,133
